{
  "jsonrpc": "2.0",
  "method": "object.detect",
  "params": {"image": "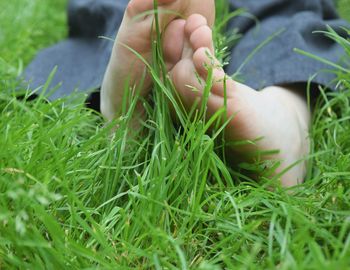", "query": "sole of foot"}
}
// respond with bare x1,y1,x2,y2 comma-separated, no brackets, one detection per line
164,14,311,187
101,0,215,121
